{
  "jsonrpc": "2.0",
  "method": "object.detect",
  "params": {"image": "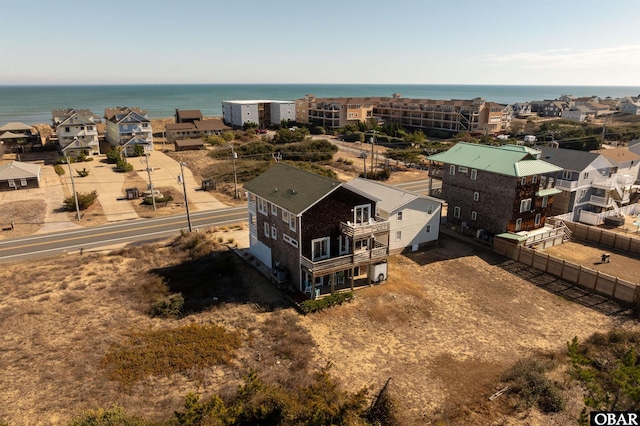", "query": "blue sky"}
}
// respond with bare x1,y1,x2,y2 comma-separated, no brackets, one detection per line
1,0,639,86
